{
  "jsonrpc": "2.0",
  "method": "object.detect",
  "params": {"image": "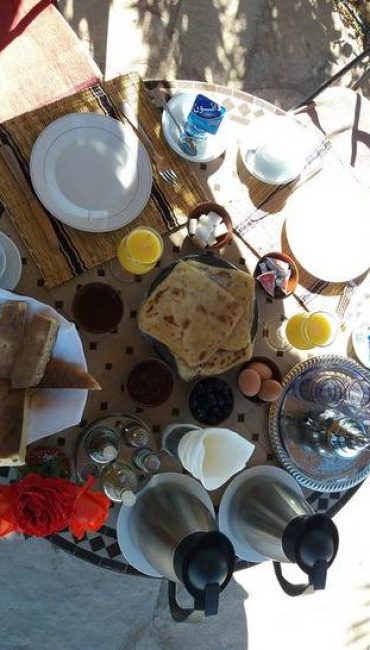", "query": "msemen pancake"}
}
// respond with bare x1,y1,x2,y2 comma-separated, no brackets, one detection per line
138,260,243,367
186,260,255,352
